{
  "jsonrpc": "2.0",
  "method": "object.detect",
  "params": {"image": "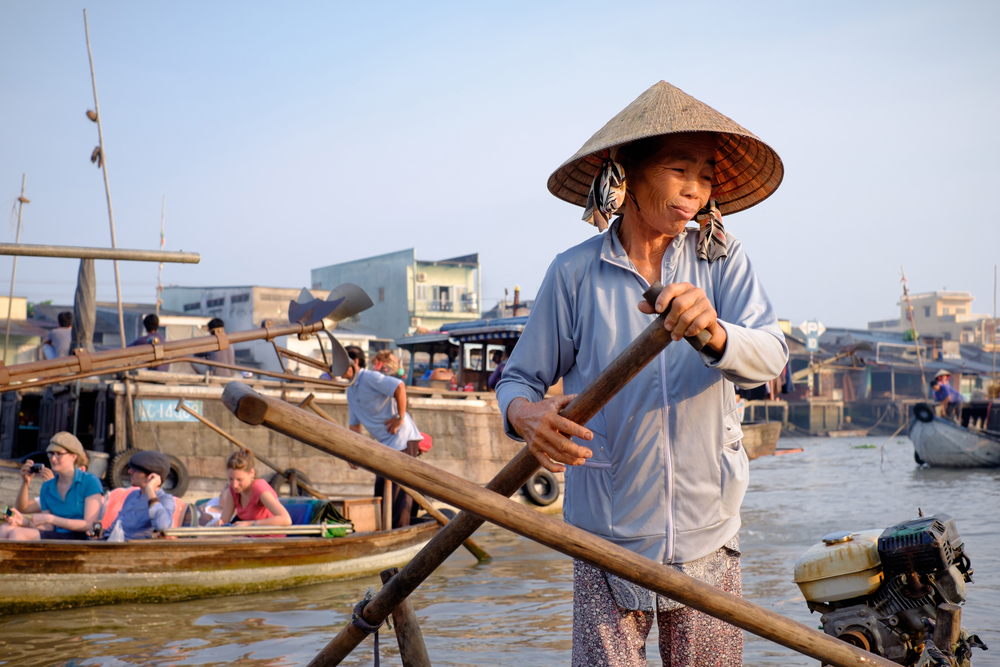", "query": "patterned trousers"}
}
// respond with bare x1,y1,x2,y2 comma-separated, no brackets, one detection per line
571,551,743,667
